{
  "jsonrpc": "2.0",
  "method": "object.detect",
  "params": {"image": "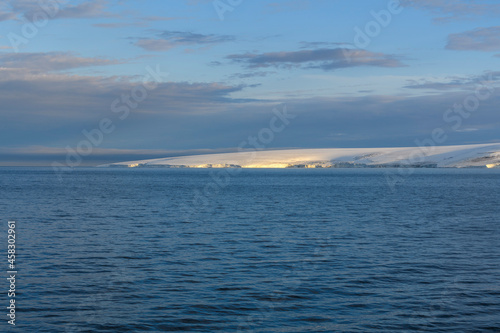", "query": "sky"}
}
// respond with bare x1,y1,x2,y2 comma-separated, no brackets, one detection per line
1,0,500,166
